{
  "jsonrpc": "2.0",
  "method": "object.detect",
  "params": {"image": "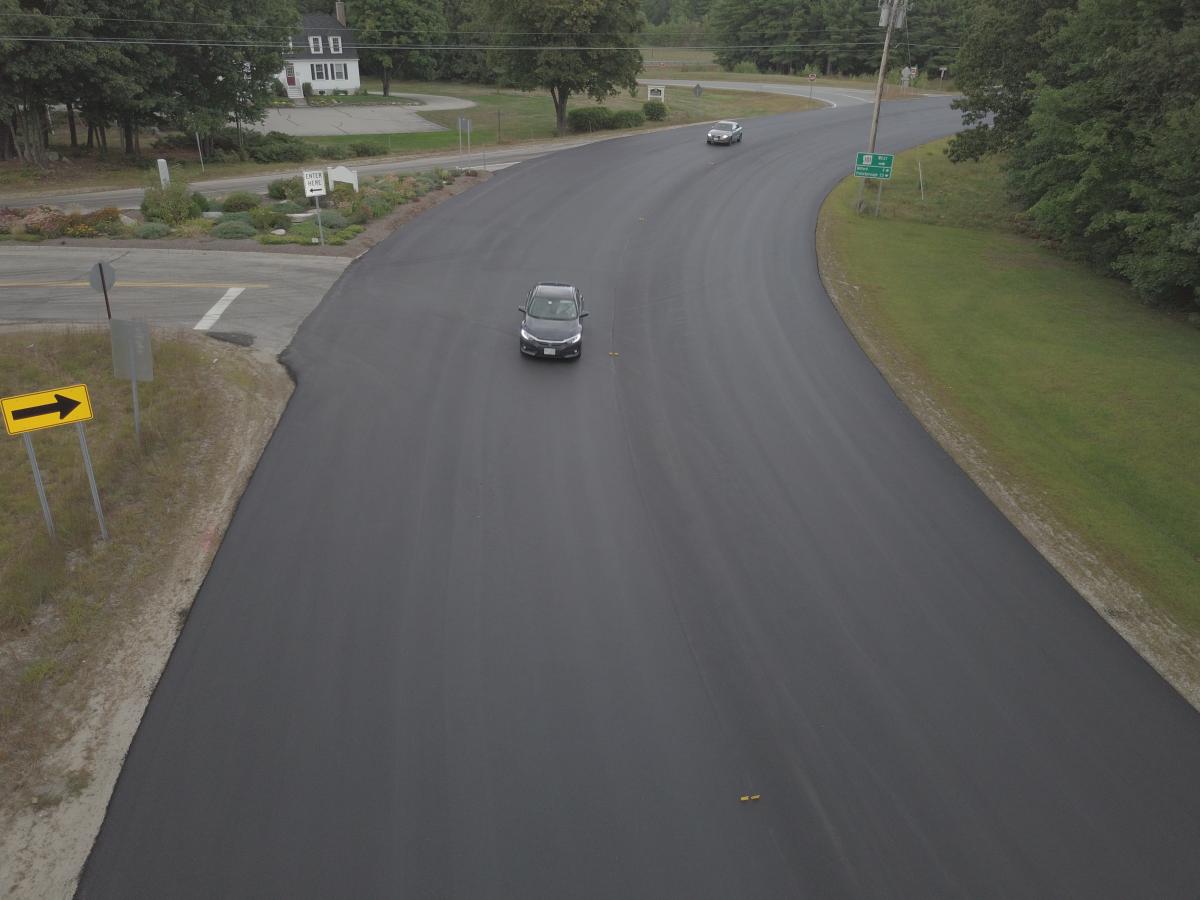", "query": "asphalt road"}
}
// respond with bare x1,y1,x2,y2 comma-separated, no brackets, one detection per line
0,81,869,211
78,97,1200,897
0,246,349,354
